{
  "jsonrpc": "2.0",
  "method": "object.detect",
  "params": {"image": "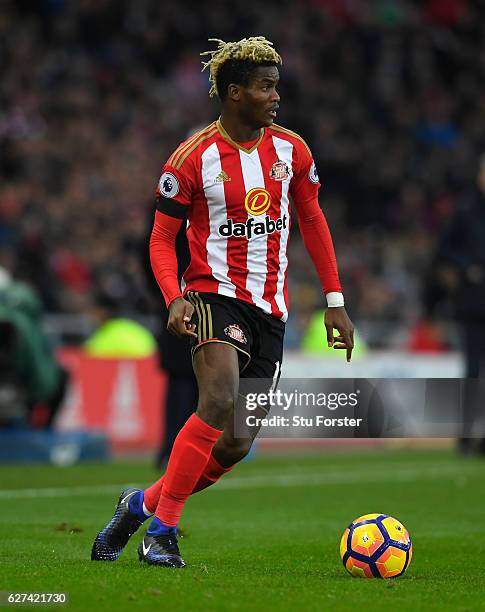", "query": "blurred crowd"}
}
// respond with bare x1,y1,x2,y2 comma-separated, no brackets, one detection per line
1,0,484,348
